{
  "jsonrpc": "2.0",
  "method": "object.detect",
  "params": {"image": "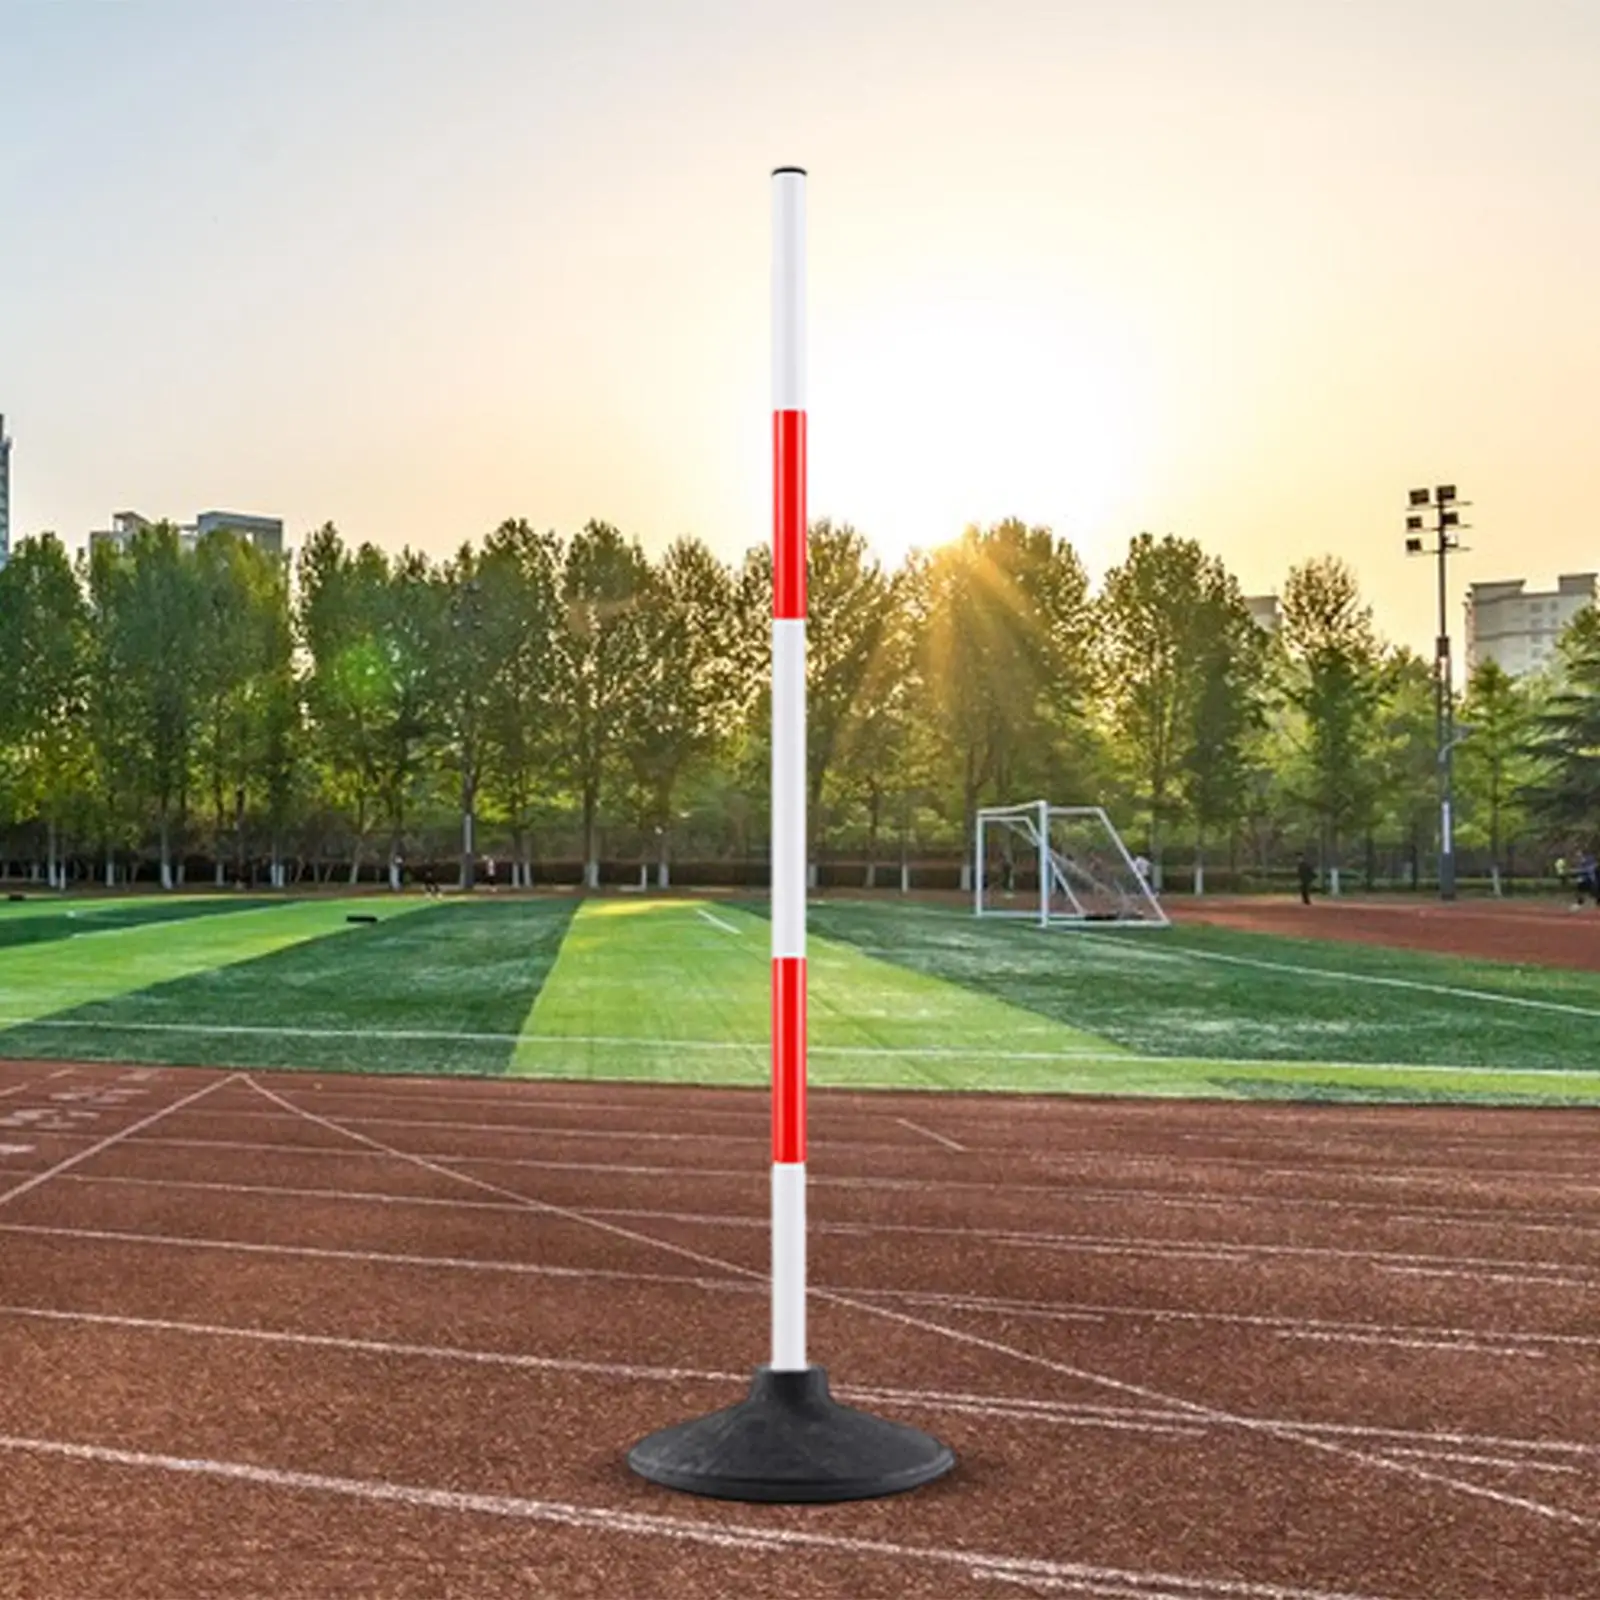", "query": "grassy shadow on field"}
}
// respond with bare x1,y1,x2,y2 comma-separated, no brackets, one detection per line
0,897,579,1075
0,896,282,953
792,898,1600,1074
